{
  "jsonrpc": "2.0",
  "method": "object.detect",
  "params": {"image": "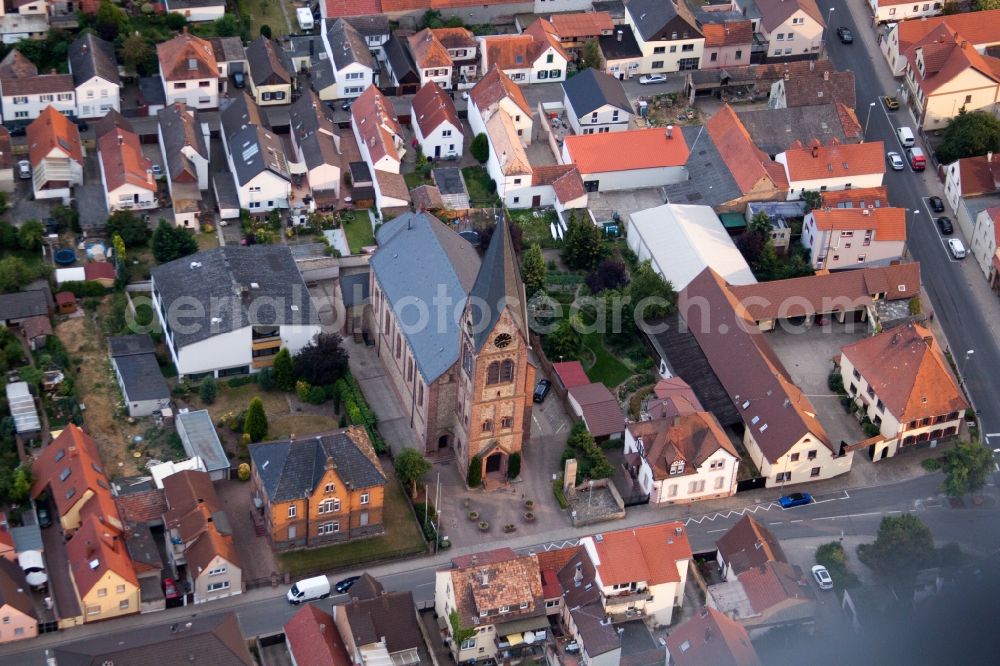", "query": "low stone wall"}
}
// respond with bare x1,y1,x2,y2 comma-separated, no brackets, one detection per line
567,478,626,527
